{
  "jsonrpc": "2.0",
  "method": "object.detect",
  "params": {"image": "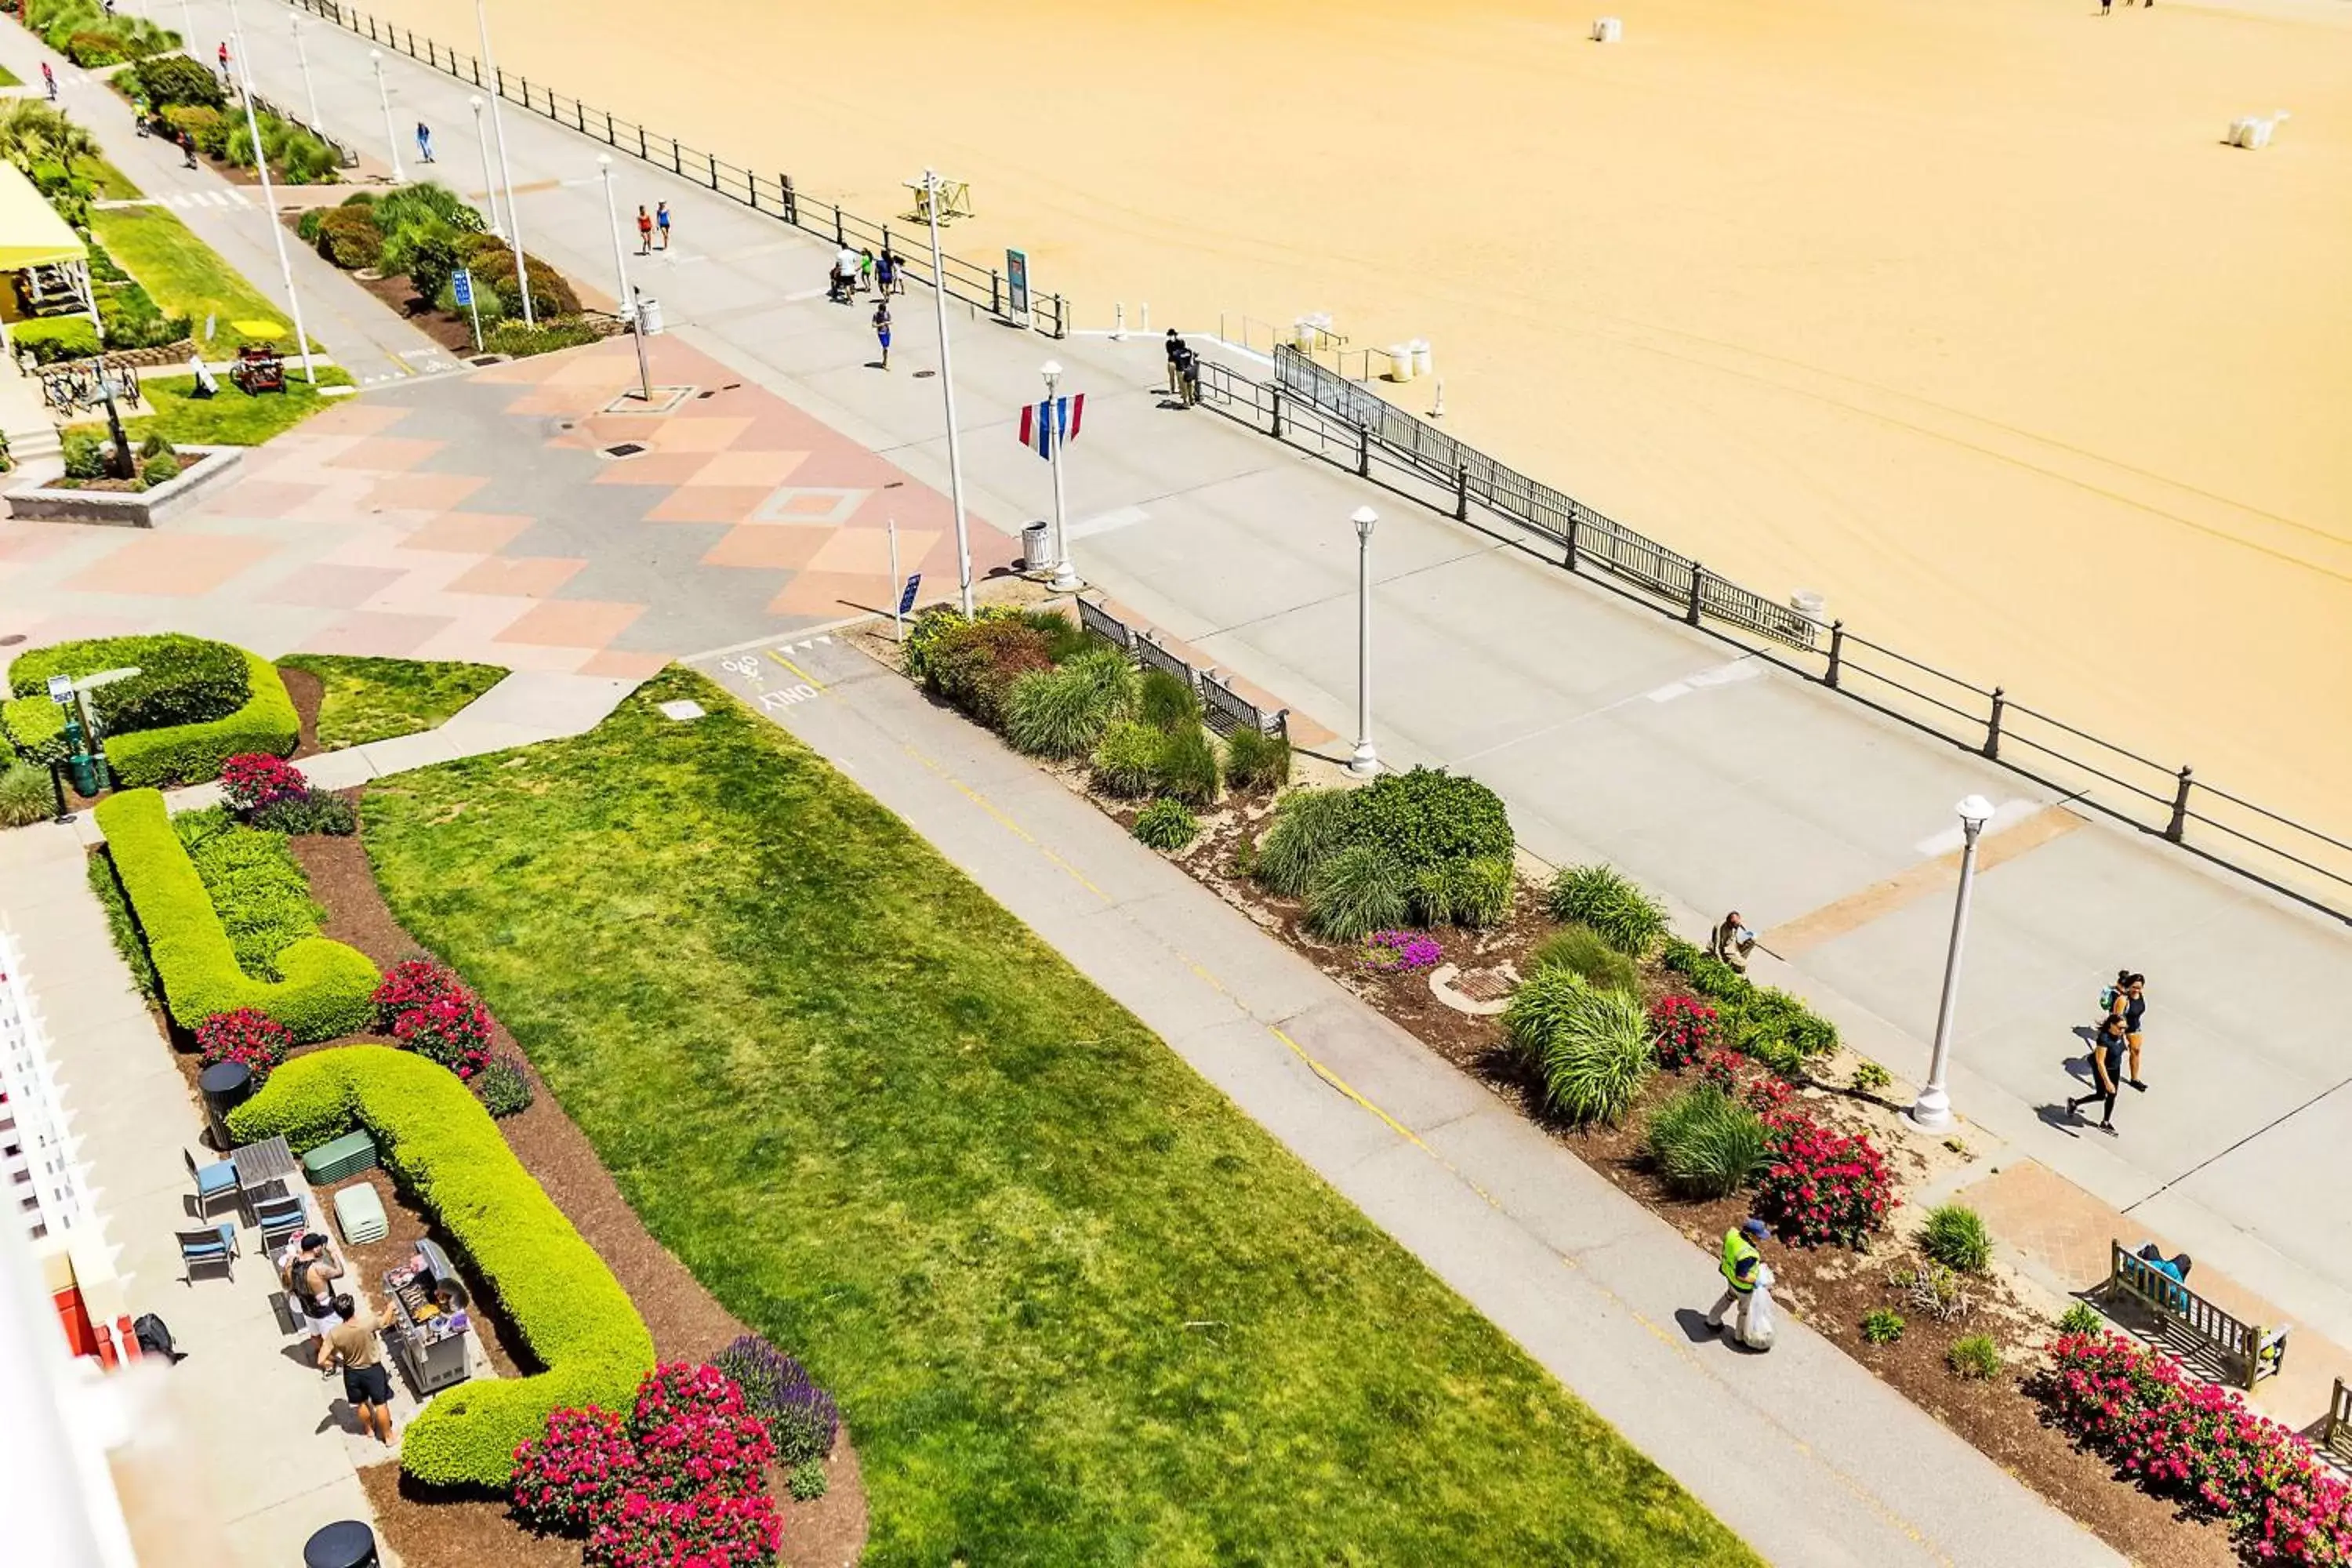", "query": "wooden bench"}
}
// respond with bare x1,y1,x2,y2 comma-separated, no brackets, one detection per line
2108,1240,2288,1391
2324,1379,2352,1467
